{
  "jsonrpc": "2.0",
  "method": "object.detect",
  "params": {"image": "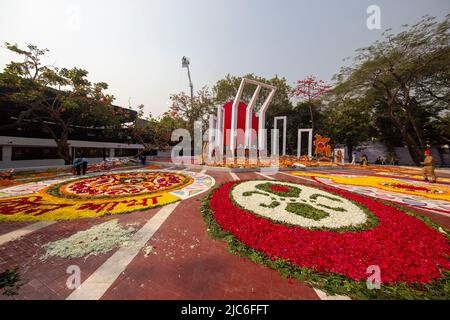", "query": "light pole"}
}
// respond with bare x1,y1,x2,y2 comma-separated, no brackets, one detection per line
181,56,194,104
